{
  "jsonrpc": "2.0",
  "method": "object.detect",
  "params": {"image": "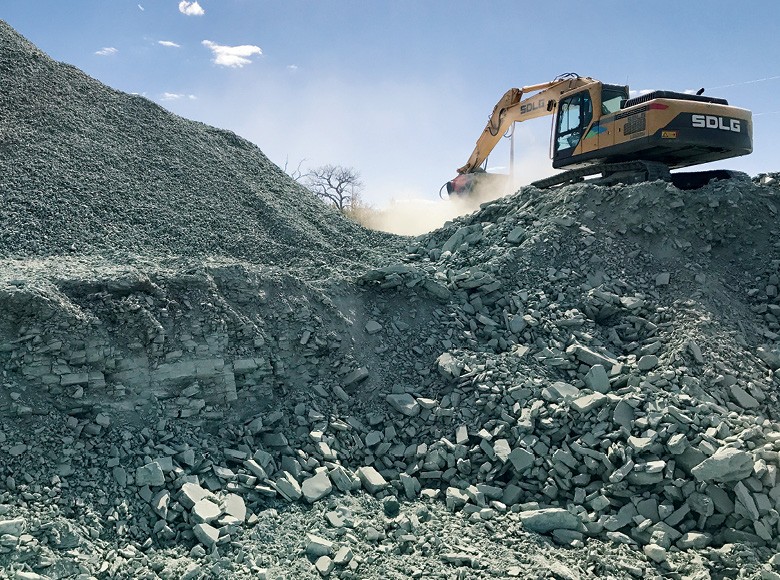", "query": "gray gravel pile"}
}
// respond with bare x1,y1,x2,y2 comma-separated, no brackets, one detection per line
2,20,780,580
0,20,397,272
